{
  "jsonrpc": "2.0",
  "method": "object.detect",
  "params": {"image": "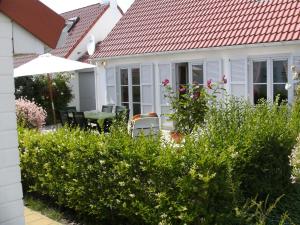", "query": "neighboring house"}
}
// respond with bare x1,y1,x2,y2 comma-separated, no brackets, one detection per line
90,0,300,129
14,0,123,111
0,0,65,224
